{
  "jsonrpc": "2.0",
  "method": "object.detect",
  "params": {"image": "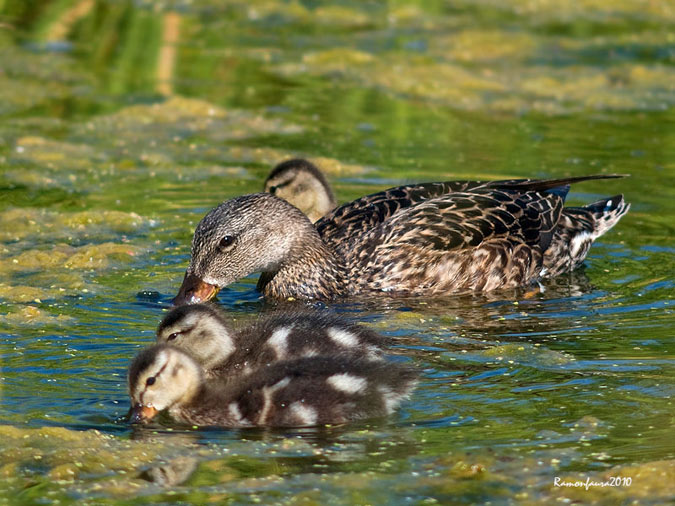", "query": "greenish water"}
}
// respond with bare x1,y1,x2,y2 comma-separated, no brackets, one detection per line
0,0,674,503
